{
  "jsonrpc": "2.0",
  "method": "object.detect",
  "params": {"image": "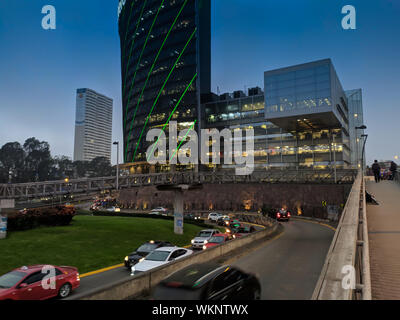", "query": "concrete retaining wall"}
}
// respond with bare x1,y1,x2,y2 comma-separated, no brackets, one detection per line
80,223,278,300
